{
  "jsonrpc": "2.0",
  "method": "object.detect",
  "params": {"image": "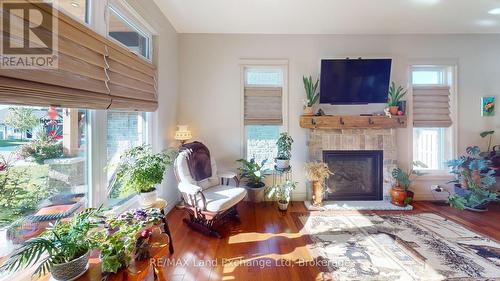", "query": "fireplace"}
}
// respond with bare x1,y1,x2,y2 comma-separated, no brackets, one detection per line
323,150,383,201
